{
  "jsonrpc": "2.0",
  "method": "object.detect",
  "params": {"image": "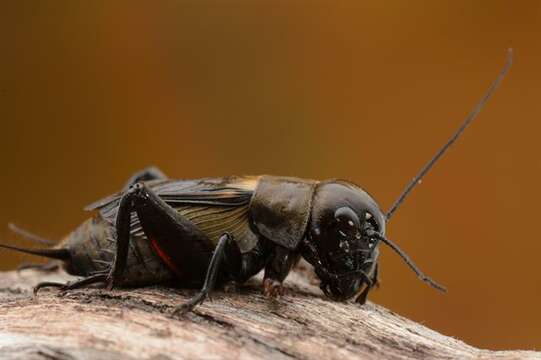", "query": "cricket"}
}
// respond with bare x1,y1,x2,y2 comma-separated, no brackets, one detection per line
0,49,512,316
